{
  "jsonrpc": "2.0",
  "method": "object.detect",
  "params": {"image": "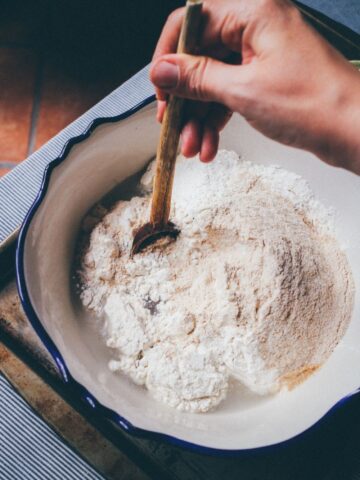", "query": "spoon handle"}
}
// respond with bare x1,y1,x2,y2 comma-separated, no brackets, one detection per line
150,0,203,227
